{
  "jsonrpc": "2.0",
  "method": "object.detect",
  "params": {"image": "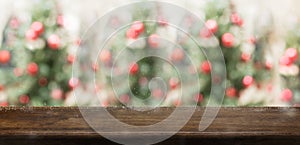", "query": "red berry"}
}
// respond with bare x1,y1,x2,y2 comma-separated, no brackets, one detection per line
148,34,160,48
51,89,63,100
0,50,11,64
27,62,39,76
47,34,60,50
99,49,111,63
169,77,180,89
281,89,293,102
194,93,204,103
0,84,4,91
205,19,218,34
31,21,44,36
222,33,234,48
201,61,211,74
129,62,139,75
242,75,254,87
285,48,298,63
226,87,237,98
171,48,185,62
241,52,251,62
25,29,38,40
231,13,243,26
19,95,30,104
67,54,75,64
131,21,144,34
69,77,79,89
